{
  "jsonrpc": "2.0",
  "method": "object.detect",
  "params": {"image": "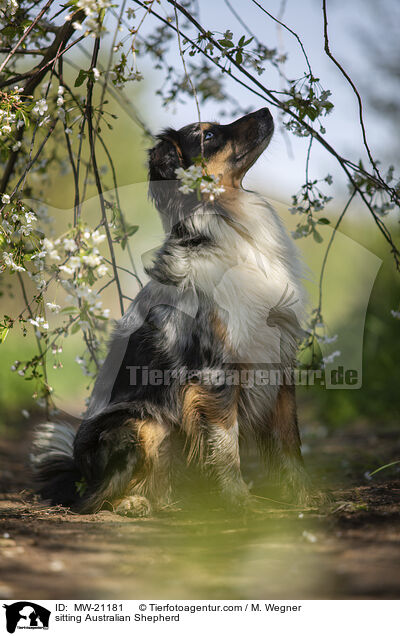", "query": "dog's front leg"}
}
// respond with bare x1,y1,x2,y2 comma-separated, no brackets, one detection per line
206,420,250,507
182,383,250,507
